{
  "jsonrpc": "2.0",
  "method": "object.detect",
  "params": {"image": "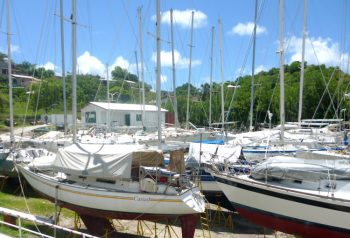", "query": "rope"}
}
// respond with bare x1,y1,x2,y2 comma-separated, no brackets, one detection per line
14,163,45,237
